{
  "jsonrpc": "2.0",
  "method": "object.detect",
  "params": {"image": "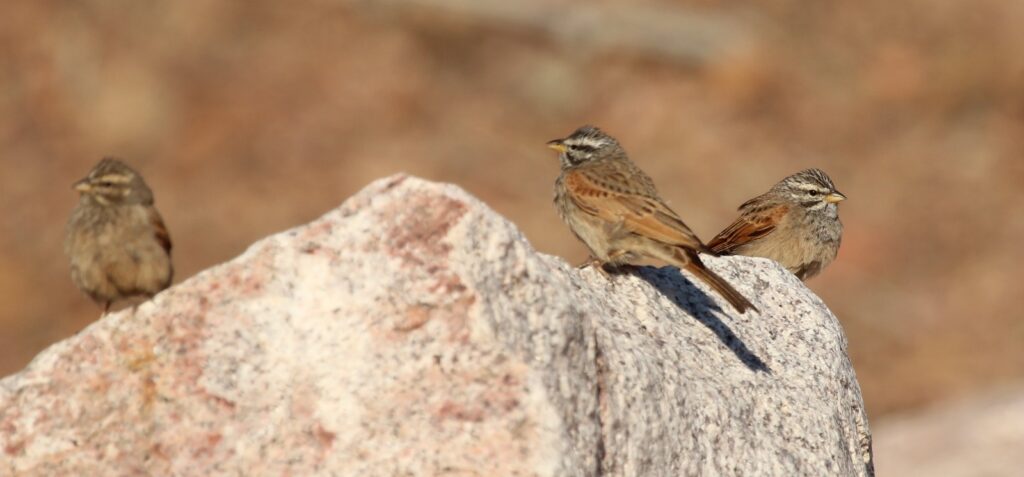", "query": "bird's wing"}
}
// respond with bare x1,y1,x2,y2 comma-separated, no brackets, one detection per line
562,166,706,250
148,207,173,255
708,198,787,253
